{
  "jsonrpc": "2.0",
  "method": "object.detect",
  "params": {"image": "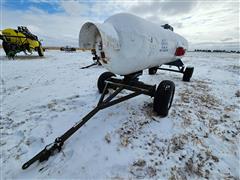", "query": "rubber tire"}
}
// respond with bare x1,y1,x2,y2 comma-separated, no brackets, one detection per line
182,67,194,82
37,46,44,57
148,67,158,75
153,80,175,117
97,72,116,94
2,41,10,56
